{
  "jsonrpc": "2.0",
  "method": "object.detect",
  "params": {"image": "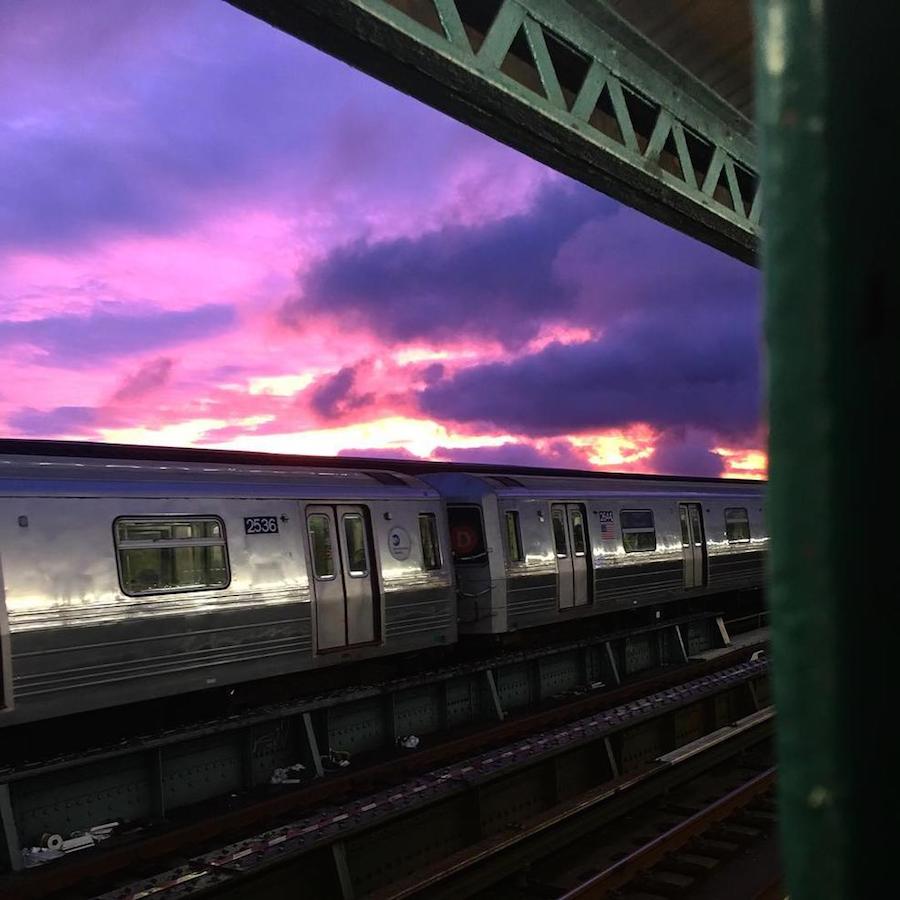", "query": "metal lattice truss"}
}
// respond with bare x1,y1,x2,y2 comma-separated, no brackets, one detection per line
229,0,760,262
